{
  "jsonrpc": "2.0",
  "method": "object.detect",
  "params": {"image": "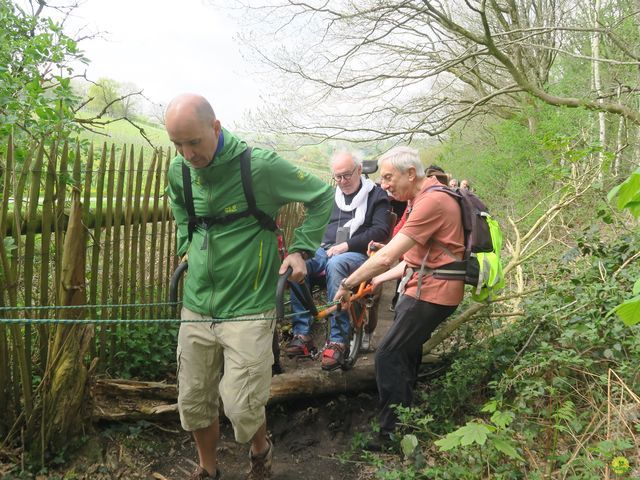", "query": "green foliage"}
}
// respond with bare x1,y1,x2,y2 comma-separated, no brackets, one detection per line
607,167,640,325
0,0,86,144
358,229,639,478
608,168,640,218
109,324,179,380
